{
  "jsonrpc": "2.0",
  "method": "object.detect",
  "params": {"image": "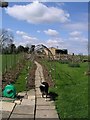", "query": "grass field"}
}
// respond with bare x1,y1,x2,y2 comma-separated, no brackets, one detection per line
1,53,24,73
41,60,88,119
